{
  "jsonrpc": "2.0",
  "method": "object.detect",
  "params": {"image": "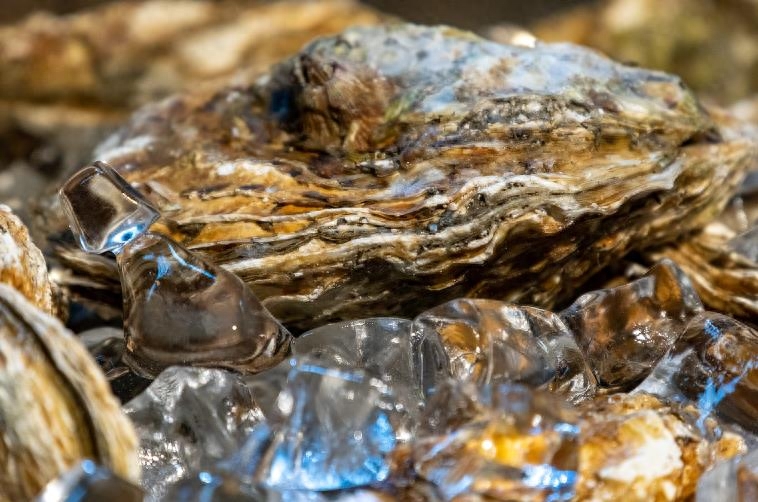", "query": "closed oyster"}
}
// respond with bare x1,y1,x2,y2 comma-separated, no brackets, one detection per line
50,24,755,331
0,0,386,213
0,205,53,313
0,282,139,500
